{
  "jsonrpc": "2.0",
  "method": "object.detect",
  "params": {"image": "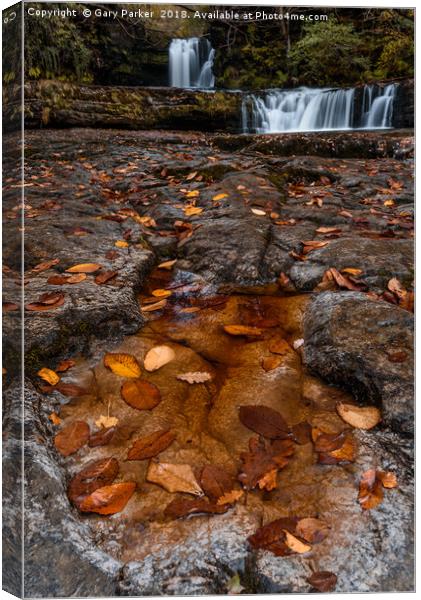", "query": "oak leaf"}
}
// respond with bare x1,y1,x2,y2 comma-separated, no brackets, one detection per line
121,379,161,410
216,490,244,506
358,469,384,510
238,437,294,490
